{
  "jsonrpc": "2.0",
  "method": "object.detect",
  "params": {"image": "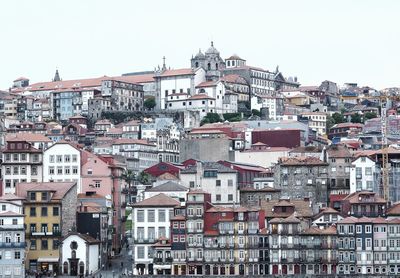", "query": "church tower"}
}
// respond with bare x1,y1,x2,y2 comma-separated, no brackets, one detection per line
191,42,225,81
53,69,61,82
